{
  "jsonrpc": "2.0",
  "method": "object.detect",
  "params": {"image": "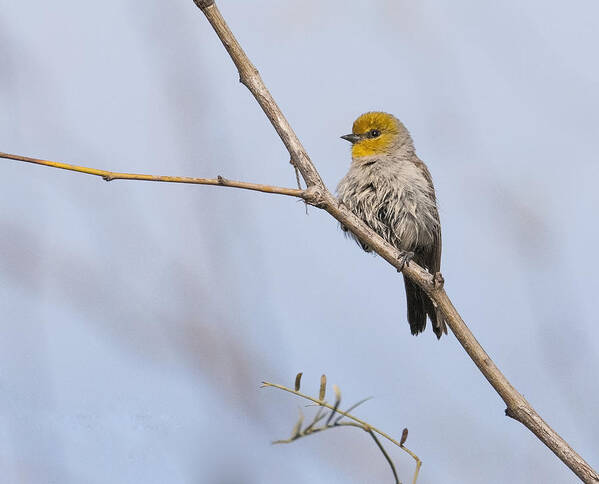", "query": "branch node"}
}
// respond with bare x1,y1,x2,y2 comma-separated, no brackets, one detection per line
505,406,522,420
303,185,326,208
193,0,215,10
239,69,258,87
